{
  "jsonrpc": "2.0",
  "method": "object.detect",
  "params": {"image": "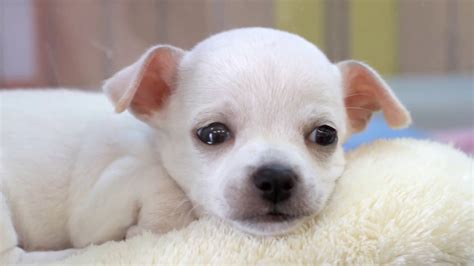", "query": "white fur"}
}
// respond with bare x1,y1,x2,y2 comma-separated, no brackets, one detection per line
0,28,410,263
